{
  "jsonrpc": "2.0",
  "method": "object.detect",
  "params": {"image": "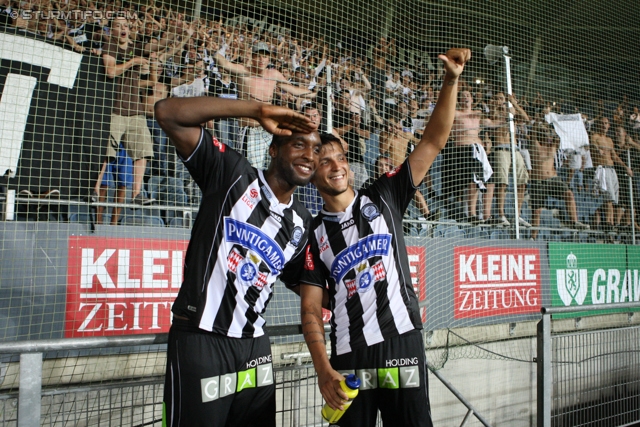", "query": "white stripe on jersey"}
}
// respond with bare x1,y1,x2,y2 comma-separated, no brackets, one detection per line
199,174,307,338
318,193,416,355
